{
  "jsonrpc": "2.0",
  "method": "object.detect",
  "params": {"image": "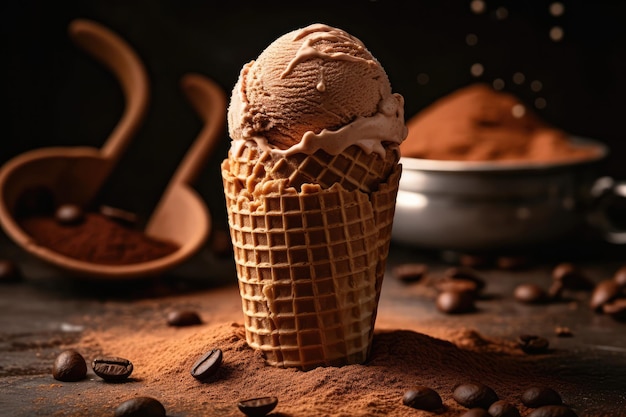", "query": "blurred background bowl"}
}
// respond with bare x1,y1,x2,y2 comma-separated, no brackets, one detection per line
392,137,626,252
